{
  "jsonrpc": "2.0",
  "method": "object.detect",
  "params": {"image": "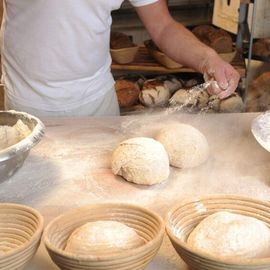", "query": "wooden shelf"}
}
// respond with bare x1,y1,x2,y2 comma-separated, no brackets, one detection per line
111,46,246,77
